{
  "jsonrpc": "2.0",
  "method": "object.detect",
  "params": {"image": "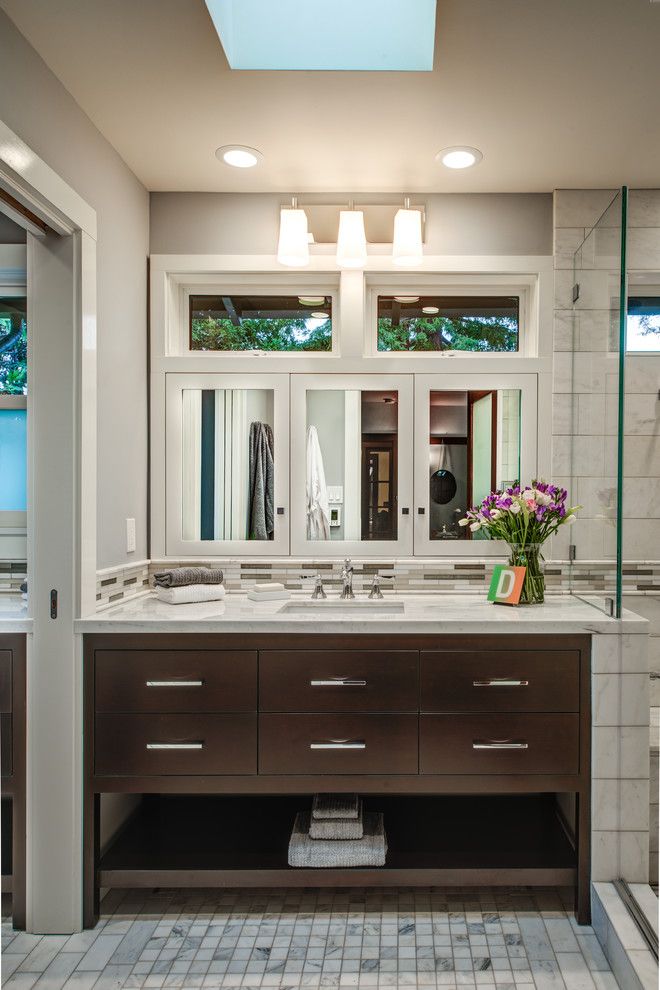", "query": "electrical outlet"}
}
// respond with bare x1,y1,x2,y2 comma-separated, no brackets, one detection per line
126,517,136,553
